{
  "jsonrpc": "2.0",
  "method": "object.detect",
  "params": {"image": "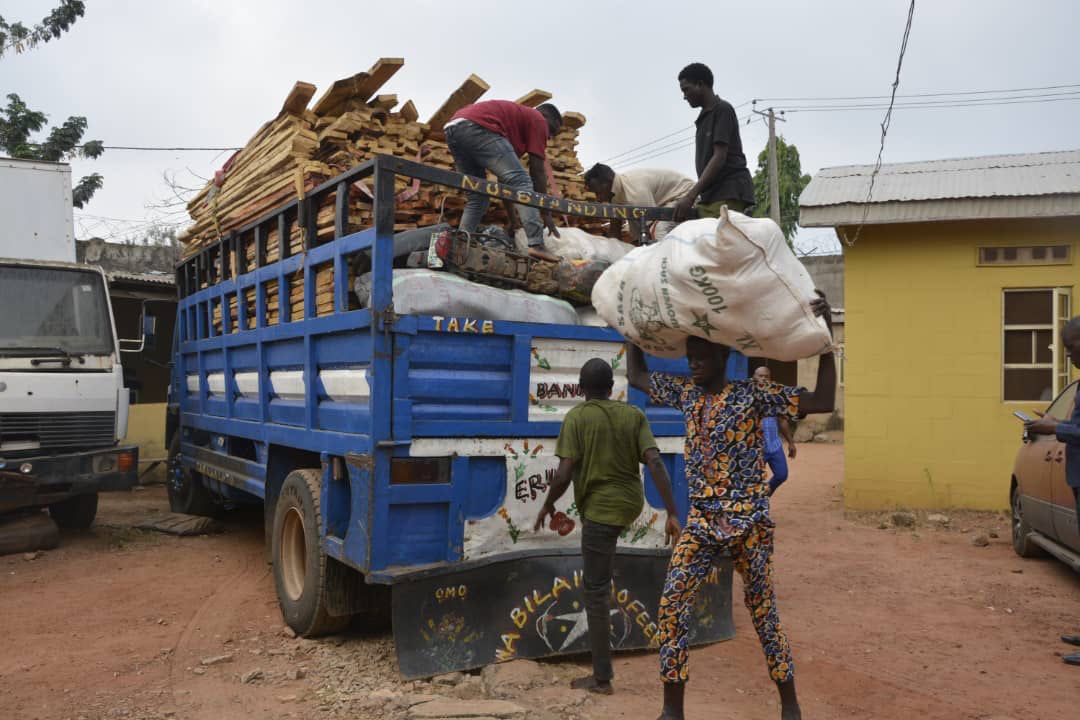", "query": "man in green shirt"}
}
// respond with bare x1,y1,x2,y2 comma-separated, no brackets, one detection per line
534,358,682,695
